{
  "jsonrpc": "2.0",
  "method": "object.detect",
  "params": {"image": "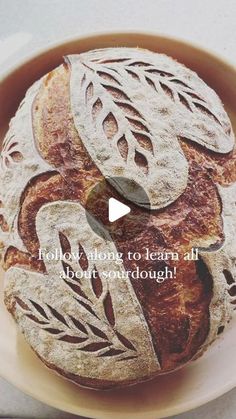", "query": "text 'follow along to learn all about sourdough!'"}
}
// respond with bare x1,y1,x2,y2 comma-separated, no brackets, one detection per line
38,247,200,283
